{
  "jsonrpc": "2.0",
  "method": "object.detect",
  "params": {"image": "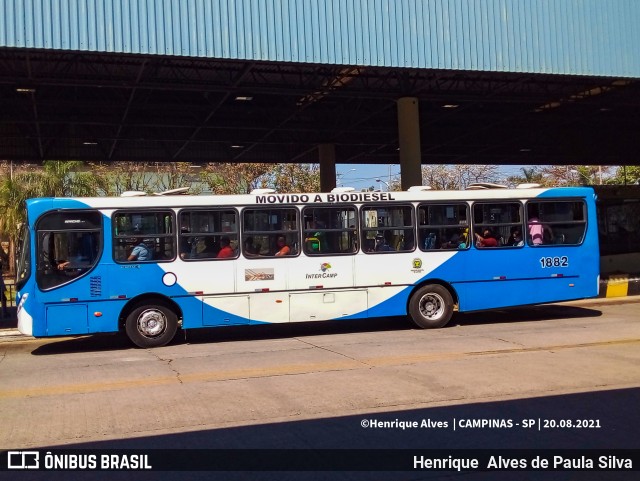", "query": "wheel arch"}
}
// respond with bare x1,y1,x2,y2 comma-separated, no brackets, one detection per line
406,278,459,314
119,293,183,331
